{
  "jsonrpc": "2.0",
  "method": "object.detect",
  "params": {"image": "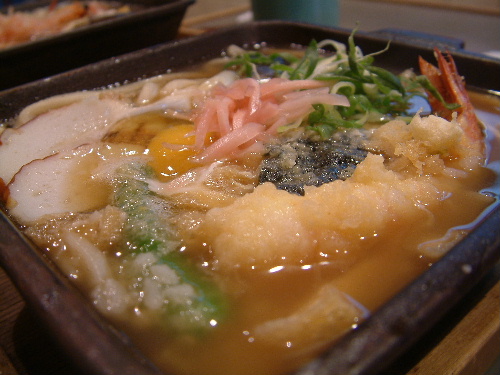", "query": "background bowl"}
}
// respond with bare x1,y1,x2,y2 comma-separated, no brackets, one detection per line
0,0,194,90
